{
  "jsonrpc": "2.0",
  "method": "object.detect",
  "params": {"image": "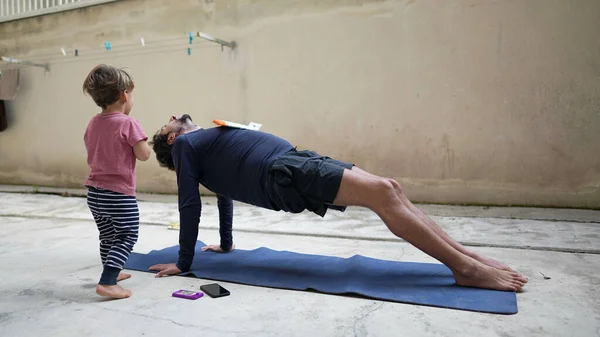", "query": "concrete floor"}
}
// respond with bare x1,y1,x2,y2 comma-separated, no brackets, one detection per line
0,187,599,337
